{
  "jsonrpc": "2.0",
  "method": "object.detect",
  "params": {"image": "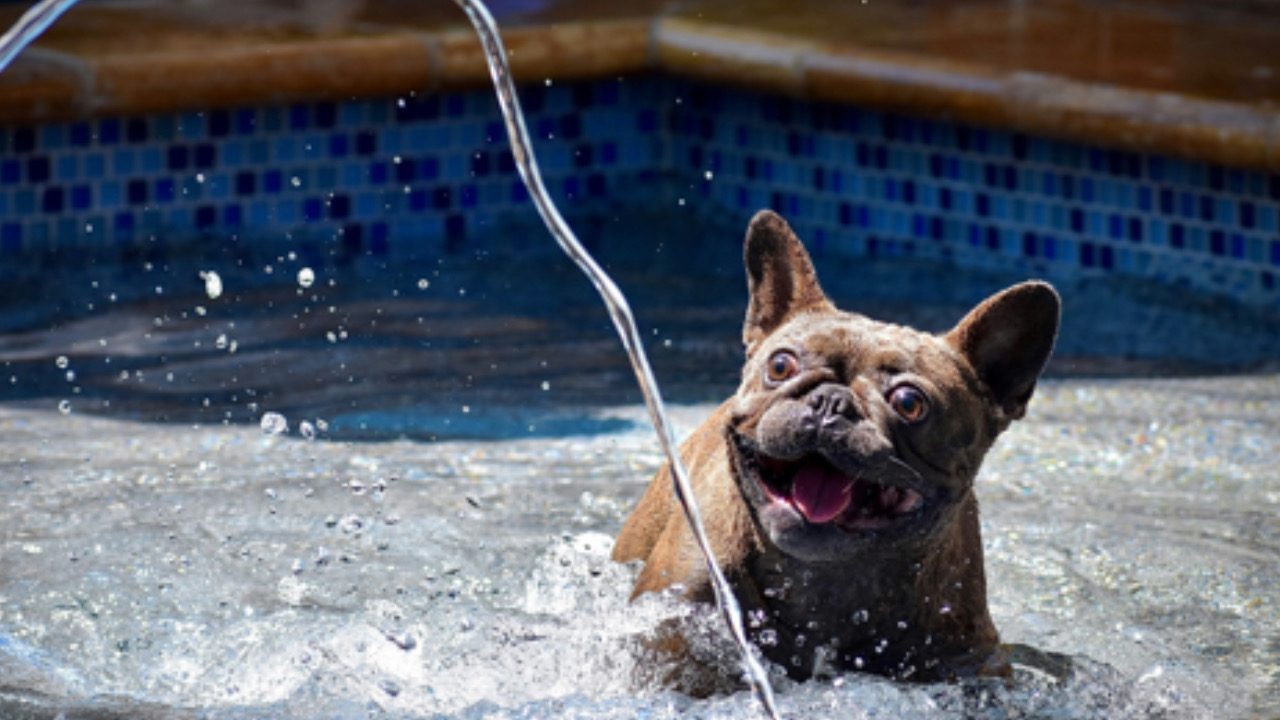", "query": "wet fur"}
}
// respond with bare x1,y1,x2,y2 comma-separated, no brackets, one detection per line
613,210,1060,684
